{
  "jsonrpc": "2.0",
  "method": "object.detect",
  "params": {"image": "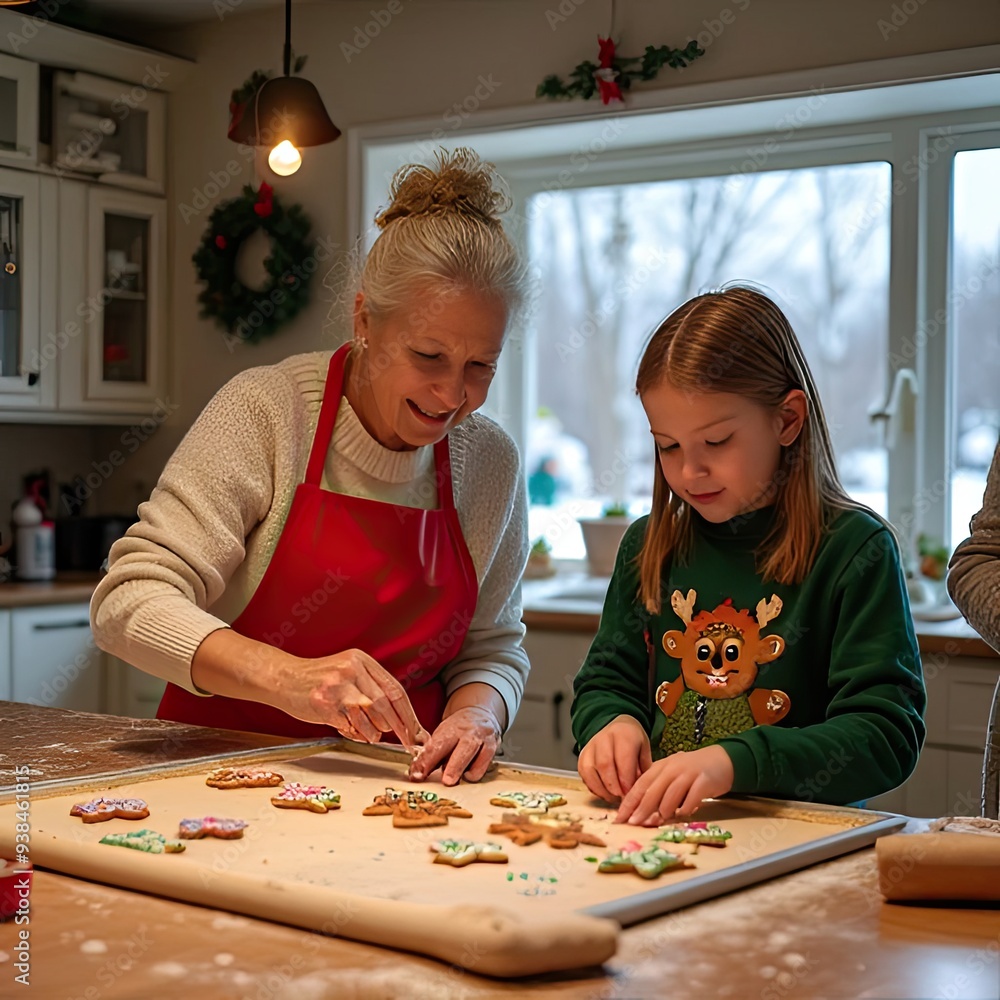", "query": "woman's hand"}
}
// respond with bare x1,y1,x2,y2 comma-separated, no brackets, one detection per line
614,745,735,826
577,715,653,803
273,647,424,748
408,706,502,786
